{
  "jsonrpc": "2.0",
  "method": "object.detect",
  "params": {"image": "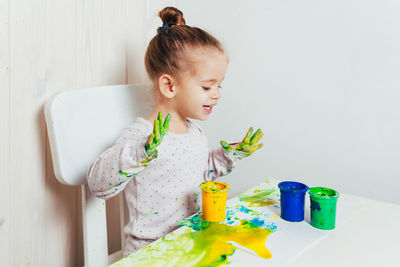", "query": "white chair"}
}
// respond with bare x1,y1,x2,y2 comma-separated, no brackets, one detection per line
45,84,153,267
